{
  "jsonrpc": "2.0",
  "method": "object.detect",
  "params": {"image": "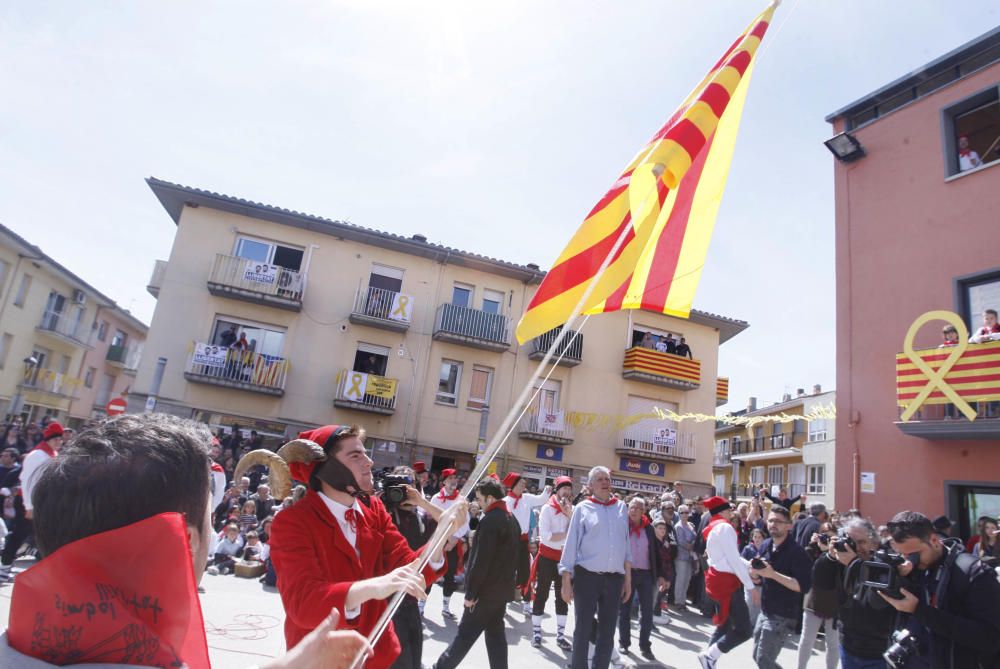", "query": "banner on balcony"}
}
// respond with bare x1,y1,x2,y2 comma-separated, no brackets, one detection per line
193,343,228,368
277,268,303,293
388,293,413,322
619,457,666,478
243,261,278,285
653,427,677,447
541,410,565,432
343,372,397,401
